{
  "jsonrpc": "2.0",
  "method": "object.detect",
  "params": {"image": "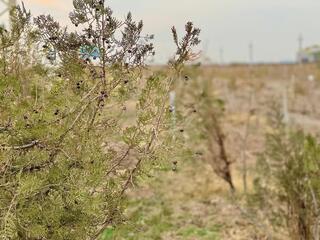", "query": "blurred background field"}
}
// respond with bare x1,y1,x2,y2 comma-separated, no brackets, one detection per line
107,63,320,240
